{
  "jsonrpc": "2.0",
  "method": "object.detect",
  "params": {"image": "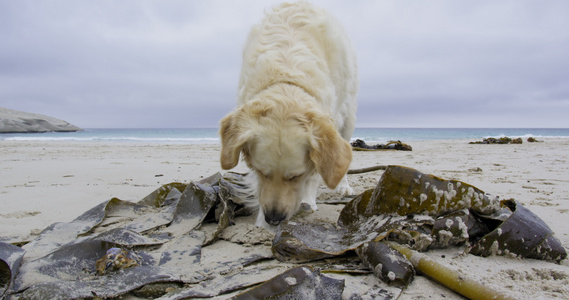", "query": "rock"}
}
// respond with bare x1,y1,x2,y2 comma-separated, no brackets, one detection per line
0,107,81,133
